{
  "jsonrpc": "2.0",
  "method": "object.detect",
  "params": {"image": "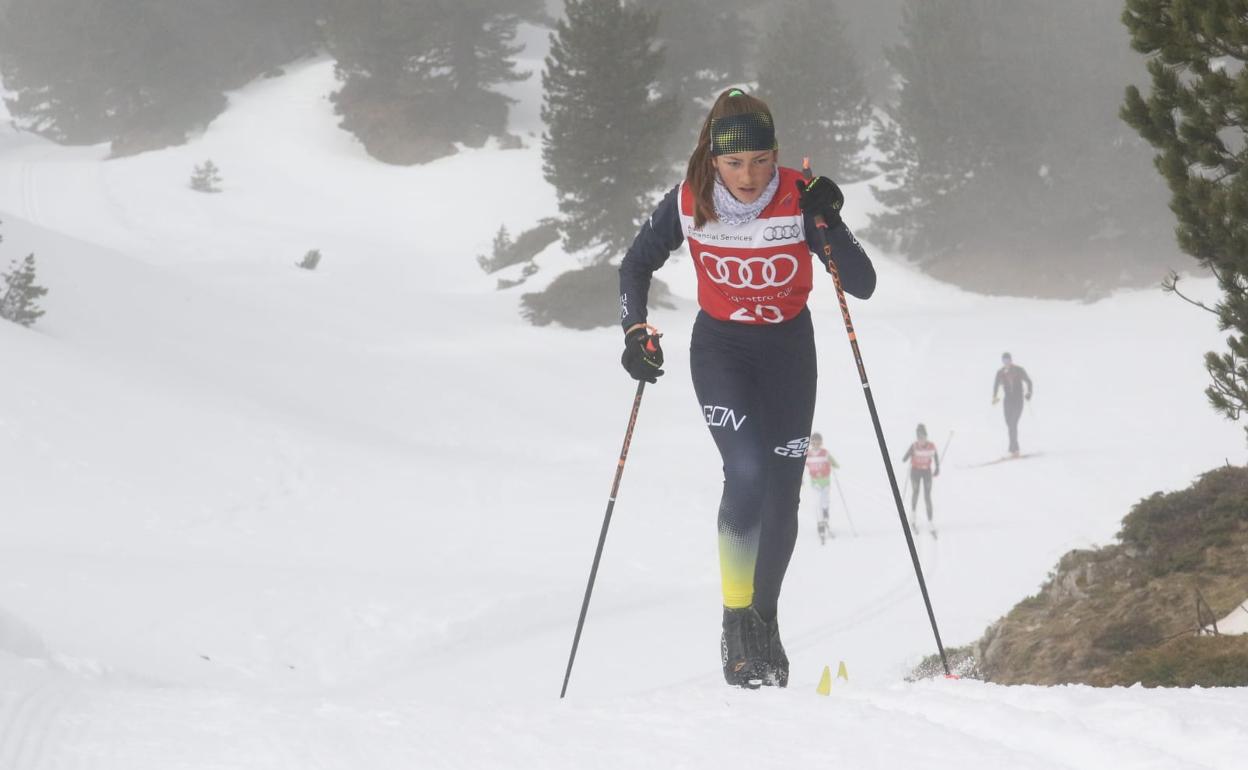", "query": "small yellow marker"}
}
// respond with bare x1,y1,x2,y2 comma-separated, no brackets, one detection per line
816,665,832,696
837,661,849,682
